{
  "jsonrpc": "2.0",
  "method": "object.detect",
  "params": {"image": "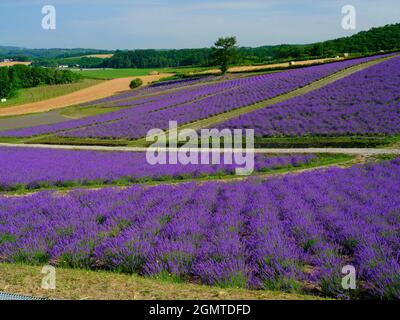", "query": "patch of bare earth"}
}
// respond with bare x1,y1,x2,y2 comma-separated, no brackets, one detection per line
86,54,114,59
0,73,174,117
192,57,344,75
0,61,32,67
